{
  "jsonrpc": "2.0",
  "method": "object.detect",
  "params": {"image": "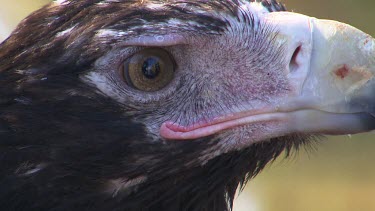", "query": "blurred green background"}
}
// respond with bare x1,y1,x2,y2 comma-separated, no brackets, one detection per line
0,1,374,211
